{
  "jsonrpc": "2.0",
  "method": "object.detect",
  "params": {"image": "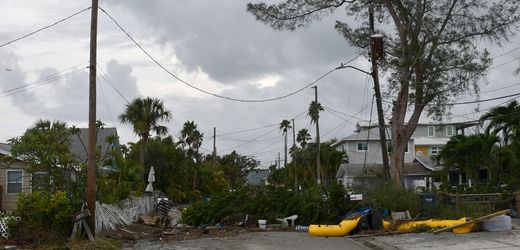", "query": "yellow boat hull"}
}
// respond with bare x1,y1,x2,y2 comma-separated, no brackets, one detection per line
396,218,467,232
309,217,361,237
